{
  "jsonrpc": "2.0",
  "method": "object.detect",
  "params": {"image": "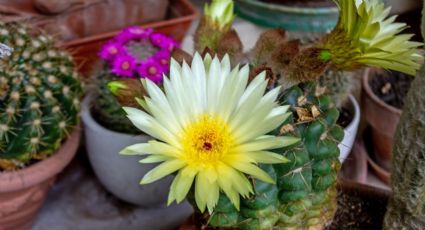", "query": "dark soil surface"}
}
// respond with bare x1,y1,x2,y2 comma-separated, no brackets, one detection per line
326,180,390,230
370,71,413,109
260,0,335,7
